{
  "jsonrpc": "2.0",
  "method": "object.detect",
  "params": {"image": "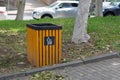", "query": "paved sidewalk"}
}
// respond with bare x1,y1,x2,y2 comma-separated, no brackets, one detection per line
9,53,120,80
53,58,120,80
